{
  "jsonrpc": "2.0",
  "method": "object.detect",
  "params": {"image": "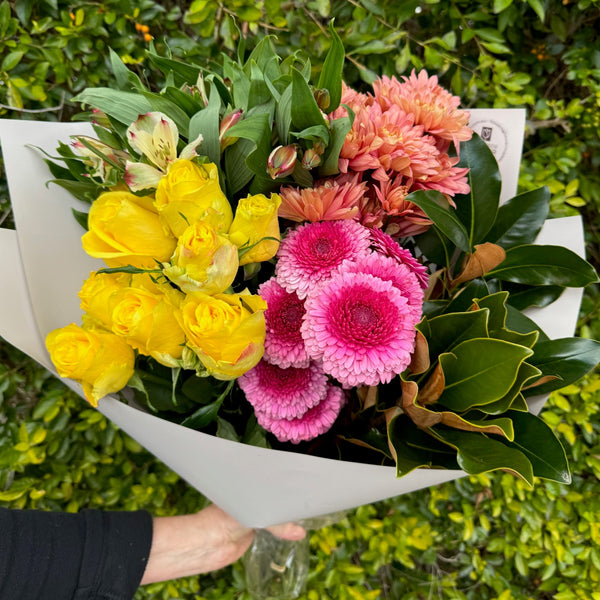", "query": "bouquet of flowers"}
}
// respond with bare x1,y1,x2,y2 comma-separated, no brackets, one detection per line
2,27,599,524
